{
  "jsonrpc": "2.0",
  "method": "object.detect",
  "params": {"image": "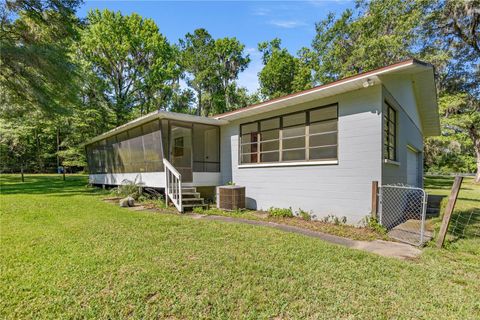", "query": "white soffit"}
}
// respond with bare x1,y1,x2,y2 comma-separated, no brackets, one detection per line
412,69,441,136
